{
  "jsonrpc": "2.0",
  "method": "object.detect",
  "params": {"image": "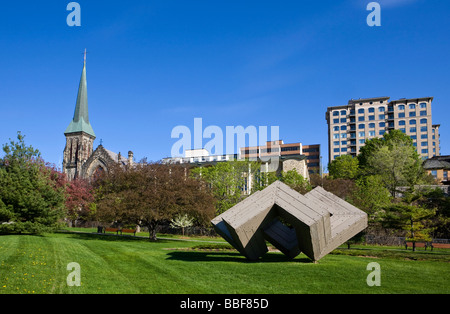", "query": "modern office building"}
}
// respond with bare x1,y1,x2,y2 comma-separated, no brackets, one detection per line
240,140,320,175
326,96,441,163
